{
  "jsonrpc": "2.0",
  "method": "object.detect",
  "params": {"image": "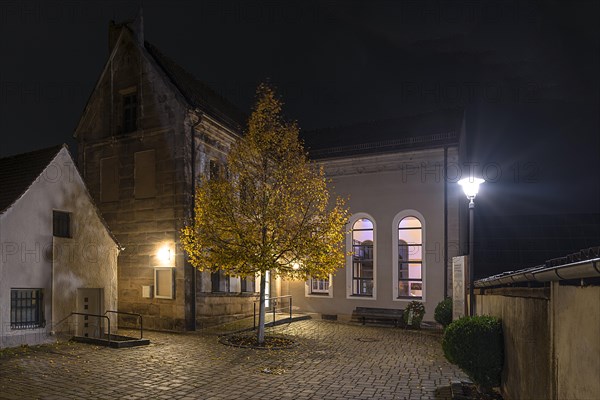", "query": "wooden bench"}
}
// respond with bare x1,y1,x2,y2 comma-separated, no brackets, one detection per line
352,307,405,327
